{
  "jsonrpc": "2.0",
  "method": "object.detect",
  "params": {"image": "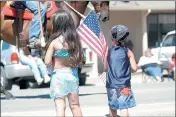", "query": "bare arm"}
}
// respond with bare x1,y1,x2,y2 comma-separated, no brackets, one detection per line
128,49,137,72
45,42,54,66
103,47,108,72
